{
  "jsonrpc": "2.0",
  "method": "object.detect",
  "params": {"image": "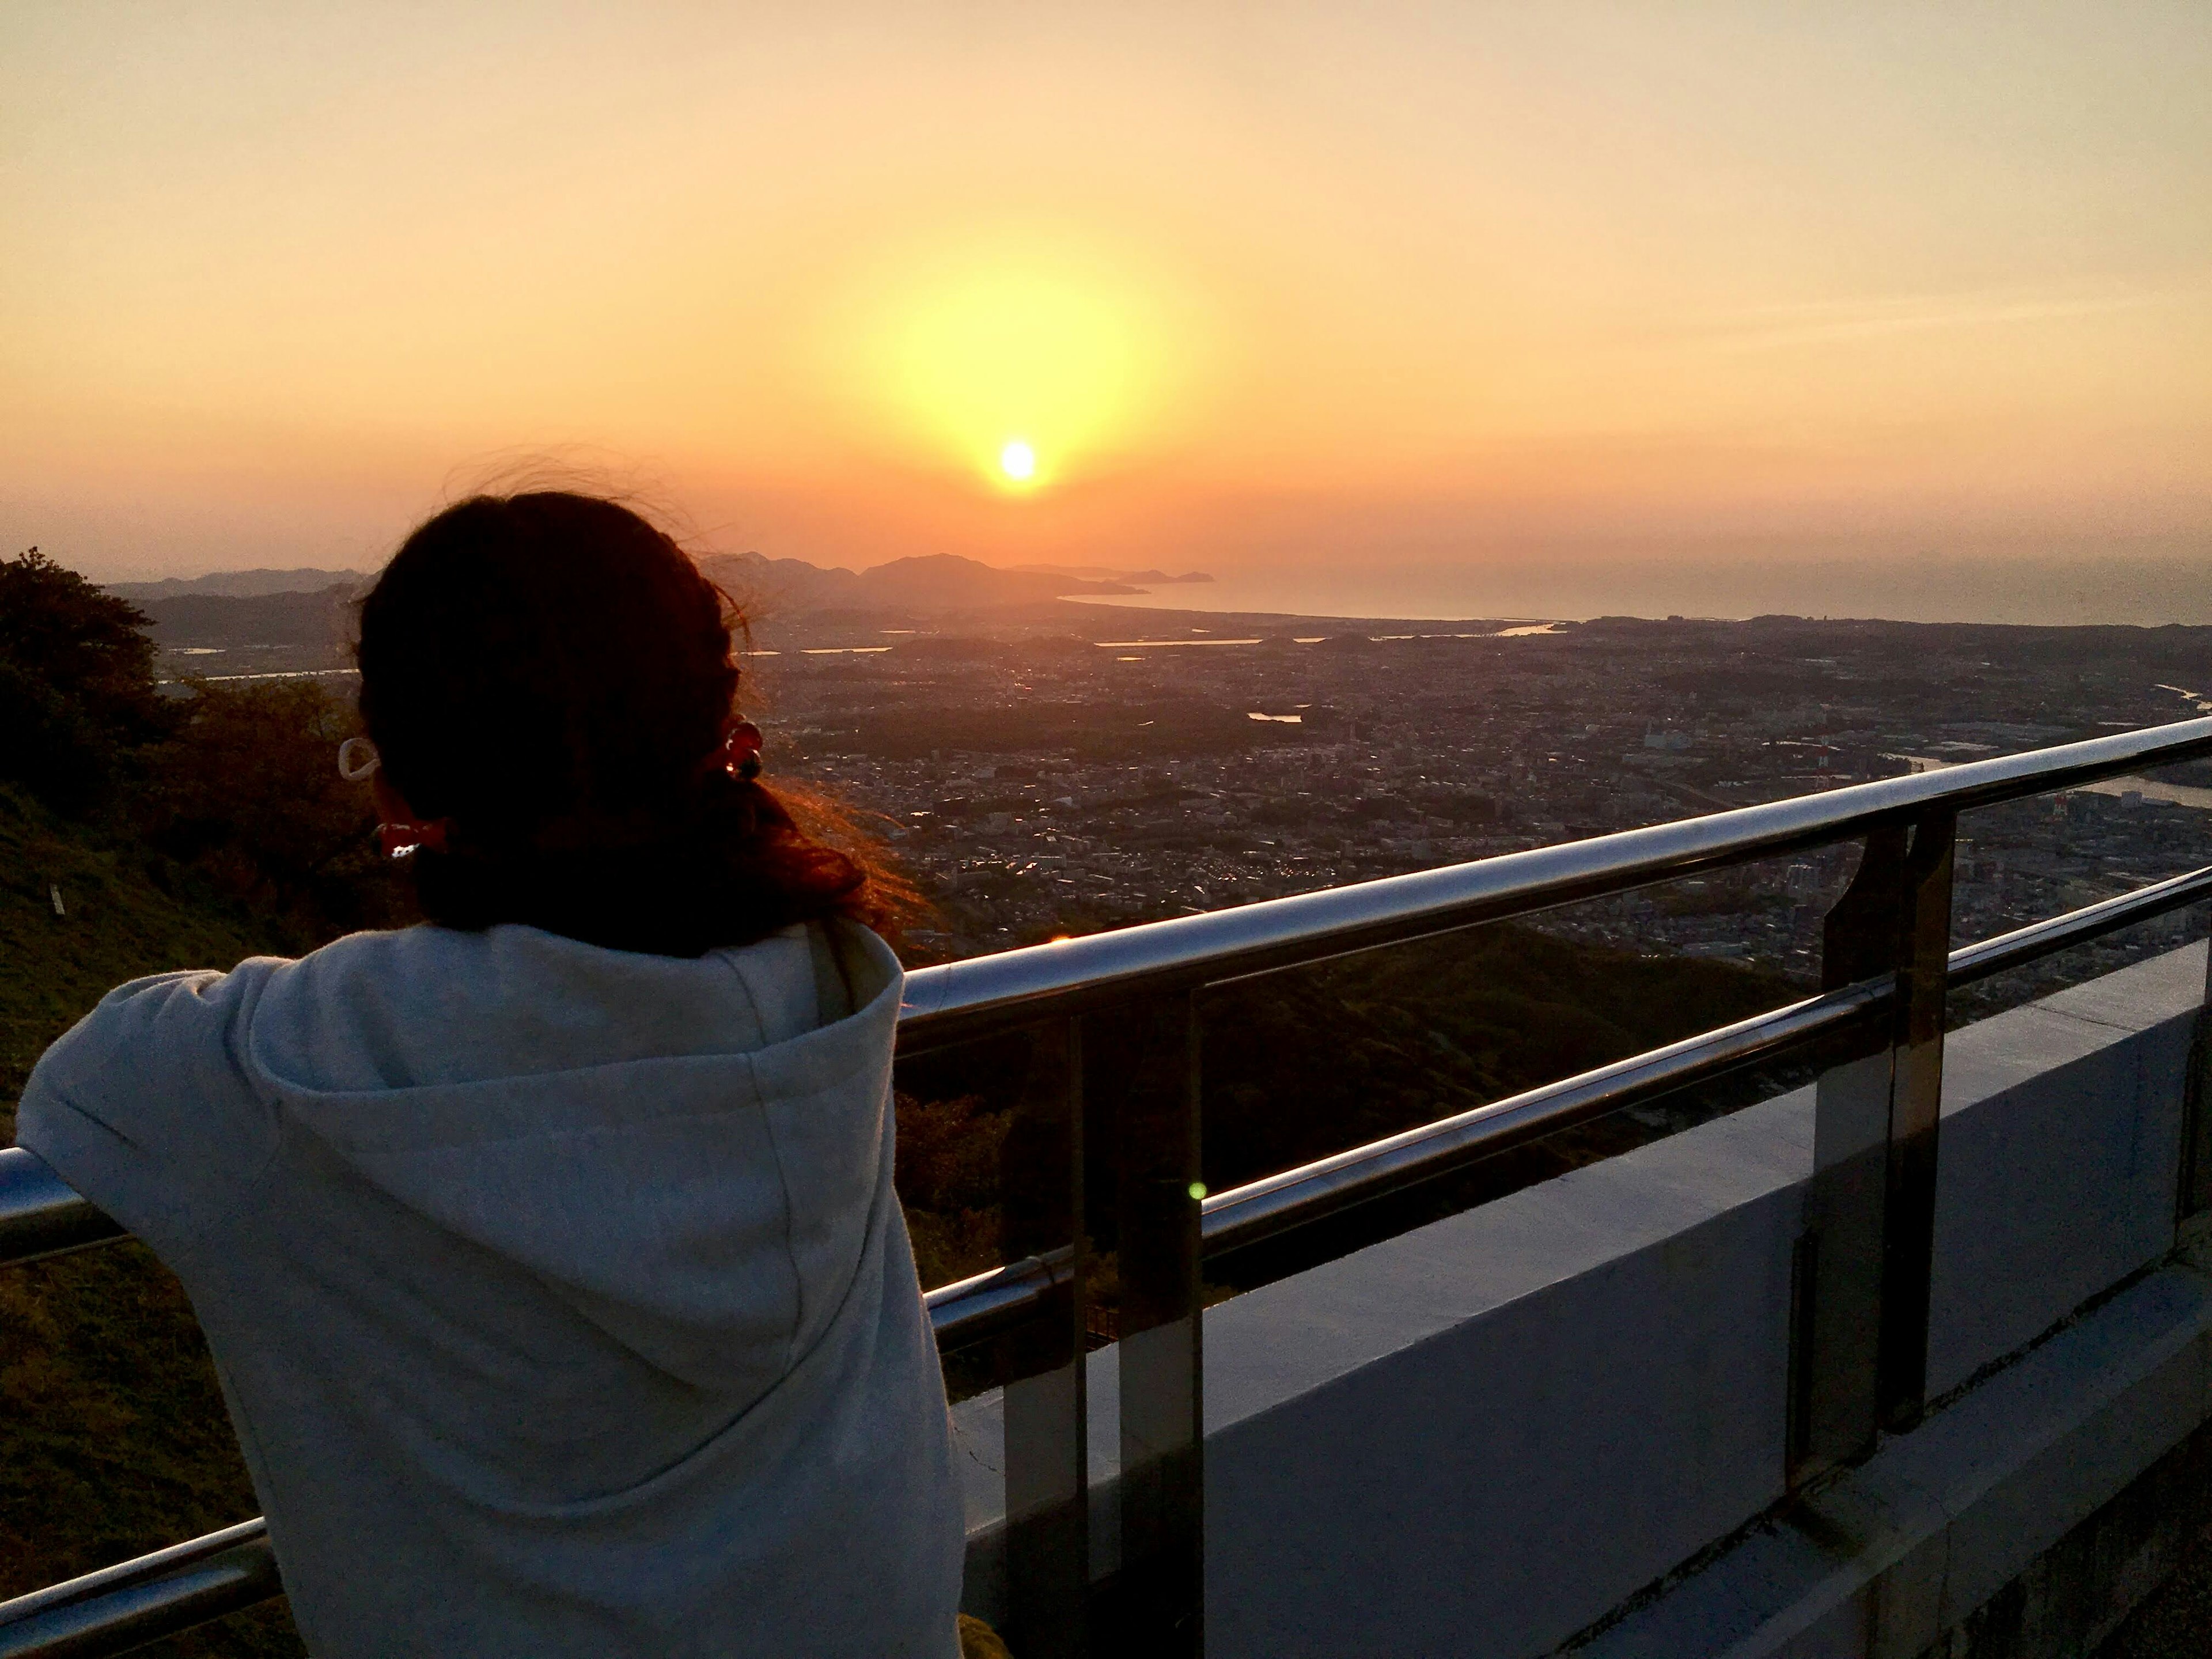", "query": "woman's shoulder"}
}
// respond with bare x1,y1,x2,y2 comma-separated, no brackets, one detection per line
280,921,480,978
17,954,302,1252
33,955,294,1094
